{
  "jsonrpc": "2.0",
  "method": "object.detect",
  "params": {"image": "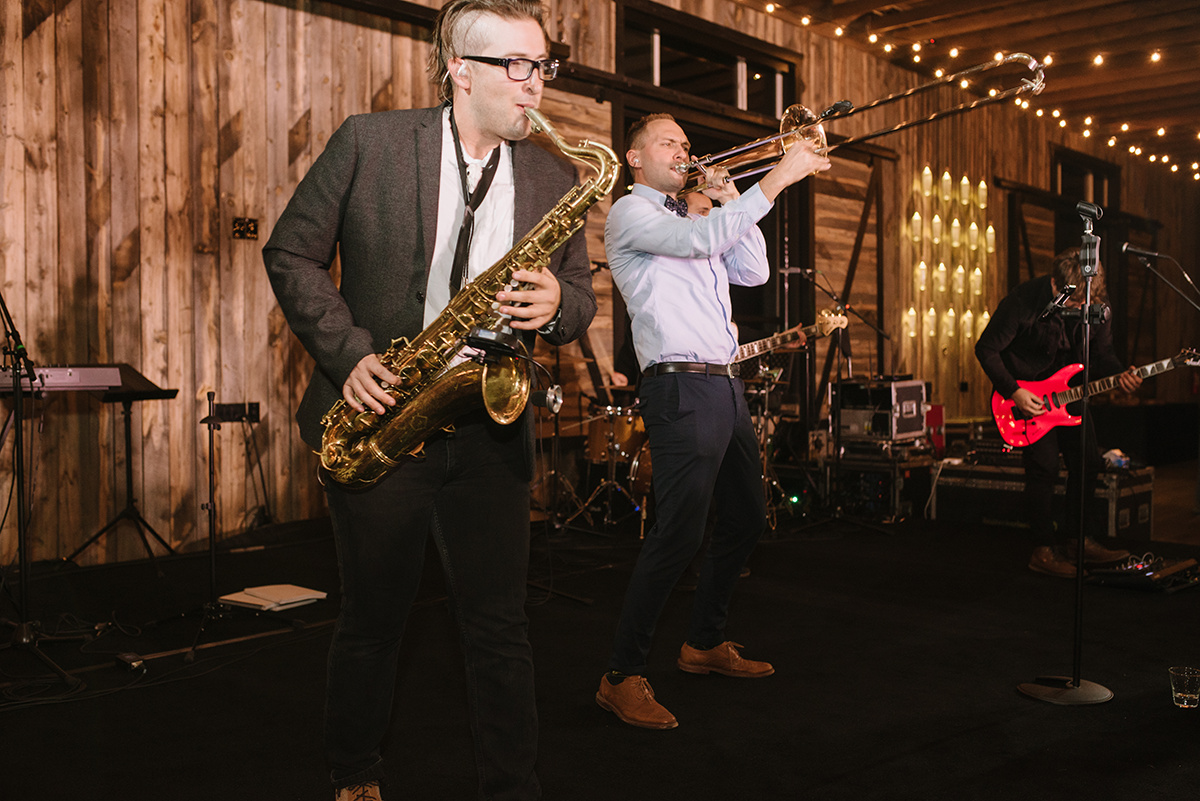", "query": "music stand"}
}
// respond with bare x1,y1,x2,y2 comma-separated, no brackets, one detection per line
67,365,178,565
